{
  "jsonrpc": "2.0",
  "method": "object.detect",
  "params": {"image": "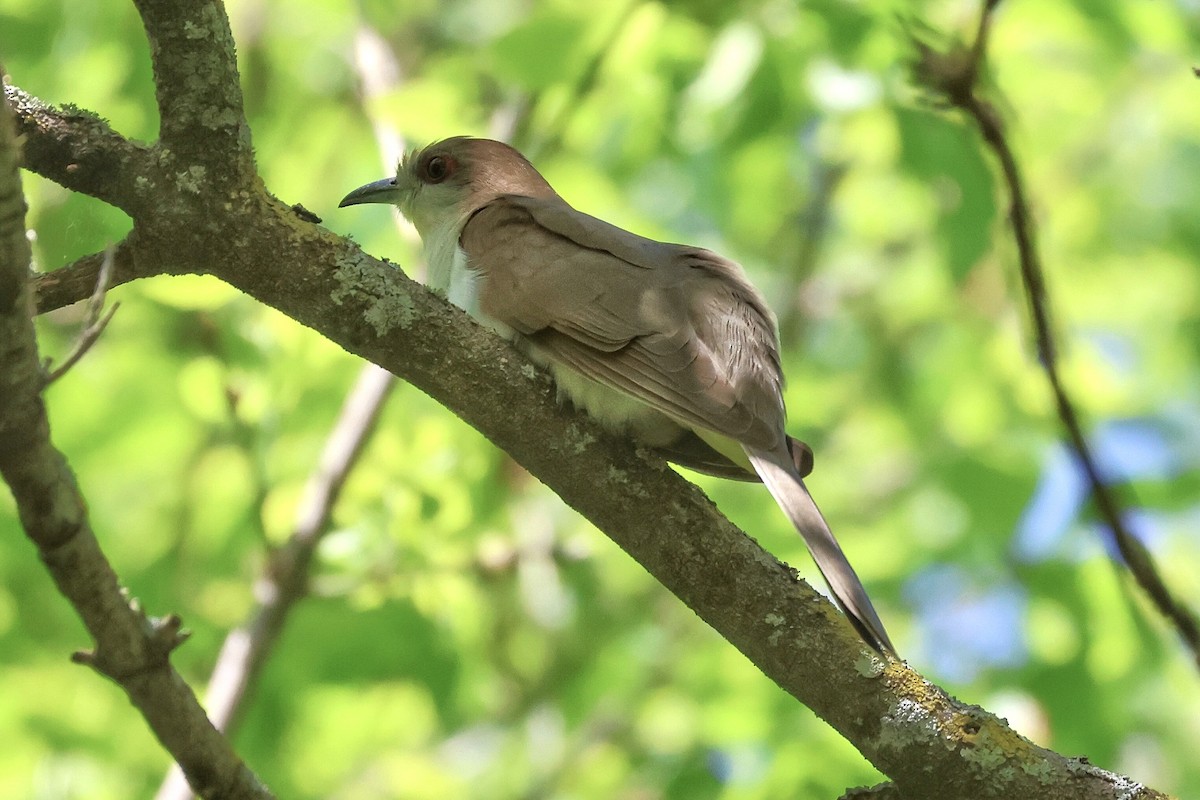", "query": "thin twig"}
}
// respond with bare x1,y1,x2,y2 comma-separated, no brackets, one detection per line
44,246,120,384
3,83,155,214
34,239,141,314
912,1,1200,670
